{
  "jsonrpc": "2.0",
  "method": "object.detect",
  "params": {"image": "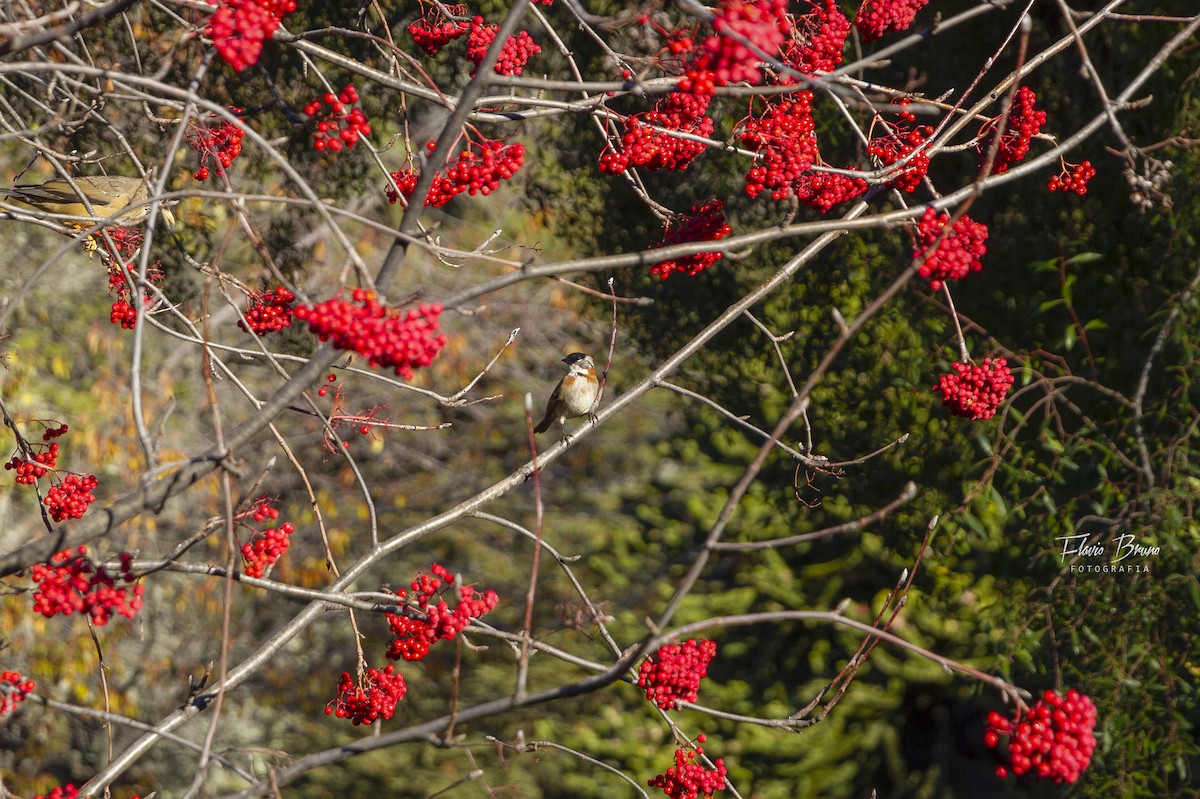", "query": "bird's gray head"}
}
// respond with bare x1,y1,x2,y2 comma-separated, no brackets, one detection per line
562,352,593,370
